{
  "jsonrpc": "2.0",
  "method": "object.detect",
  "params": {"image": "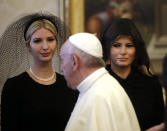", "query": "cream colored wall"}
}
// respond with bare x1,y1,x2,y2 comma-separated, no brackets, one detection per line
0,0,60,36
